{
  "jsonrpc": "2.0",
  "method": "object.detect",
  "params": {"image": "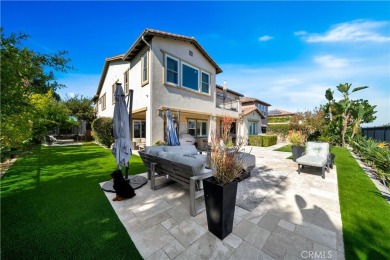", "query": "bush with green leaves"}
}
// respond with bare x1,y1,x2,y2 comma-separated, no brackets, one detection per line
267,124,290,141
349,135,390,186
268,116,291,123
91,117,114,147
248,135,277,147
